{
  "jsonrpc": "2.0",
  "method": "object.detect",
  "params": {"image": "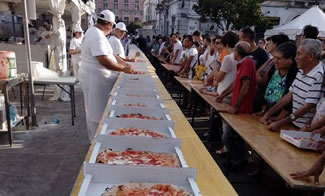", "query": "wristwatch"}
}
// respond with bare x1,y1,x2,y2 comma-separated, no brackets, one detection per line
290,113,296,121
